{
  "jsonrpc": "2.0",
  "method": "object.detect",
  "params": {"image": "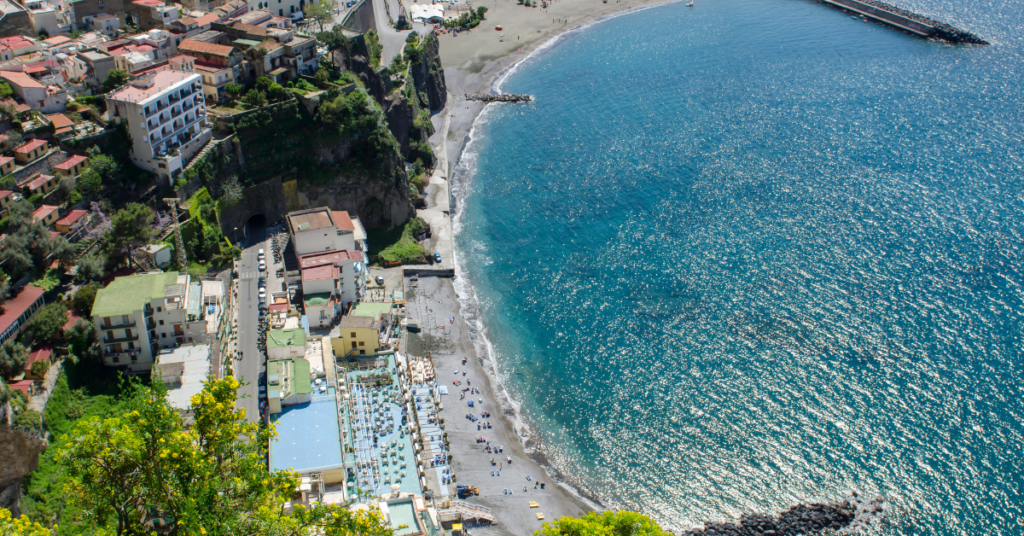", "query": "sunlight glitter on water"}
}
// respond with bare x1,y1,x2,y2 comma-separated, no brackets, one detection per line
453,0,1024,532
